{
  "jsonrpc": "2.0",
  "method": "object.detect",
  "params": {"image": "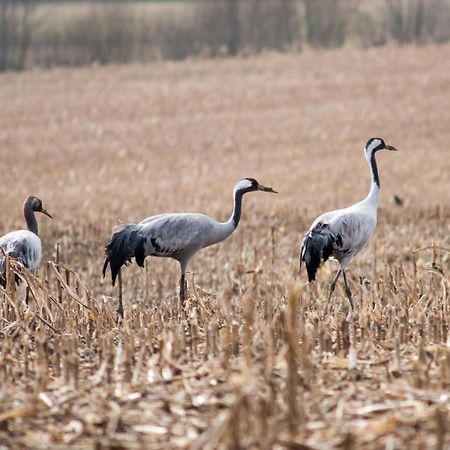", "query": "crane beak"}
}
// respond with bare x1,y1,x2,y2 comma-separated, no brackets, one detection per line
384,144,398,151
258,184,278,194
41,208,53,219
